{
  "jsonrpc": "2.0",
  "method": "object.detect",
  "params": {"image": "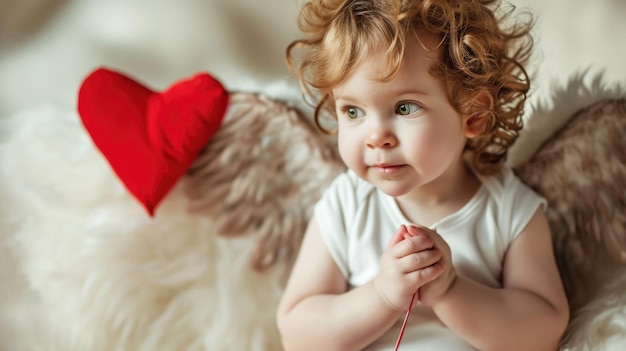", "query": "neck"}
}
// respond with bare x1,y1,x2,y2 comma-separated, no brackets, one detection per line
396,157,480,226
